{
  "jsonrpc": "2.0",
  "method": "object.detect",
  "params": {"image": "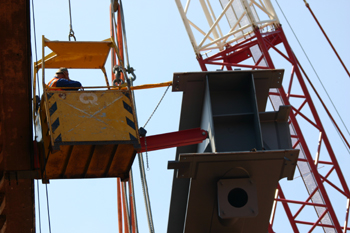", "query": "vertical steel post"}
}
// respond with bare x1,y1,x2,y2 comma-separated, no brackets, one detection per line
117,178,123,233
0,1,35,232
110,4,116,81
117,4,124,81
